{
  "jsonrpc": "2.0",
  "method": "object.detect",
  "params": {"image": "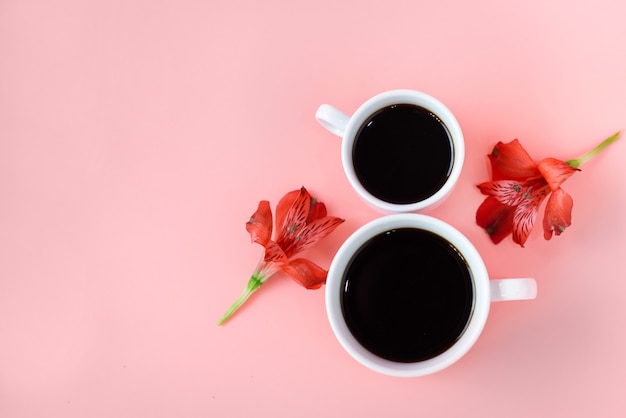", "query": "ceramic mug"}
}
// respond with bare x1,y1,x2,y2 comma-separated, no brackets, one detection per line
315,89,464,213
325,214,537,377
